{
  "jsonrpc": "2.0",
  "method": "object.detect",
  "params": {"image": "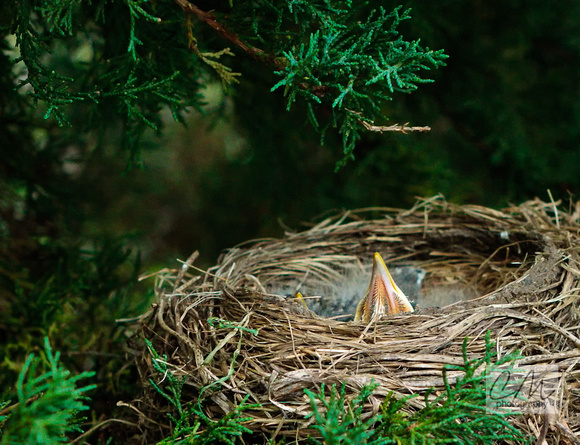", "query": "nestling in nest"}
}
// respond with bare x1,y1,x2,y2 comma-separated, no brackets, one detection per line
132,196,580,444
291,251,415,324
